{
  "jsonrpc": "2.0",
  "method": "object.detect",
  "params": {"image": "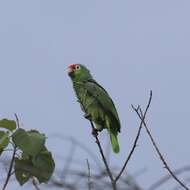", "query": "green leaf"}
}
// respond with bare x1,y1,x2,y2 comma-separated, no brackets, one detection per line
15,158,31,185
0,131,9,149
15,151,55,185
32,150,55,183
0,119,16,131
12,129,46,157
